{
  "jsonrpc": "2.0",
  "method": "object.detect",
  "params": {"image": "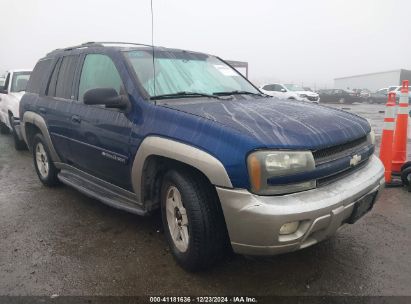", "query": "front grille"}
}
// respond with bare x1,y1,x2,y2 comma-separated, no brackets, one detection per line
308,96,318,101
317,159,368,187
313,136,368,165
